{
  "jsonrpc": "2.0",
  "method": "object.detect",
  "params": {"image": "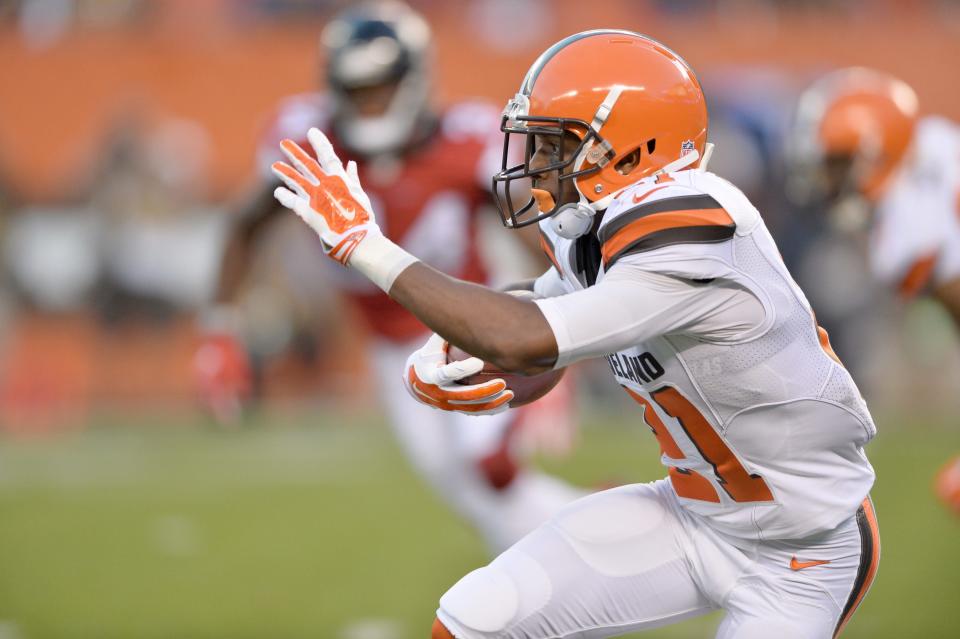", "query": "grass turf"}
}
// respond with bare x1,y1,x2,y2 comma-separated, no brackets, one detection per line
0,408,957,638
